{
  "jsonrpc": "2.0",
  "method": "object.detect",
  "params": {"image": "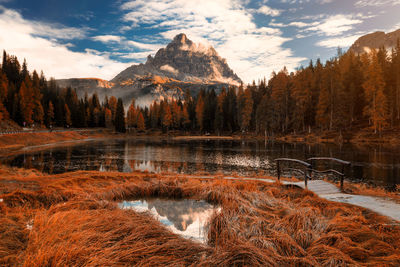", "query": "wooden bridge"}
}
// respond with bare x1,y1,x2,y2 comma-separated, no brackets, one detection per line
168,157,400,222
275,157,351,191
